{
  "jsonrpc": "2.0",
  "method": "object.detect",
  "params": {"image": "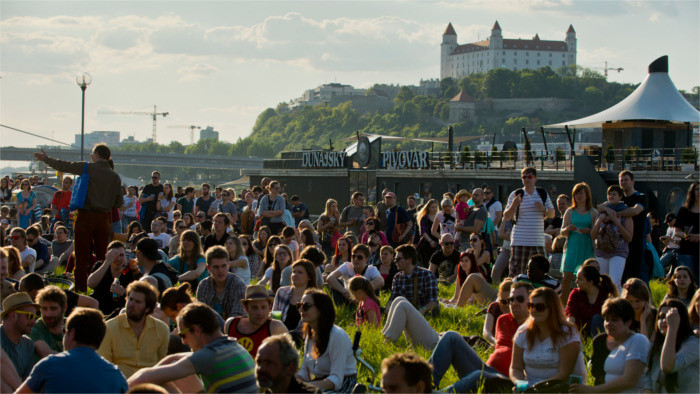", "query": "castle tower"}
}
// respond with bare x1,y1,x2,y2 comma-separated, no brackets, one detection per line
566,24,577,66
490,21,503,70
441,22,457,79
